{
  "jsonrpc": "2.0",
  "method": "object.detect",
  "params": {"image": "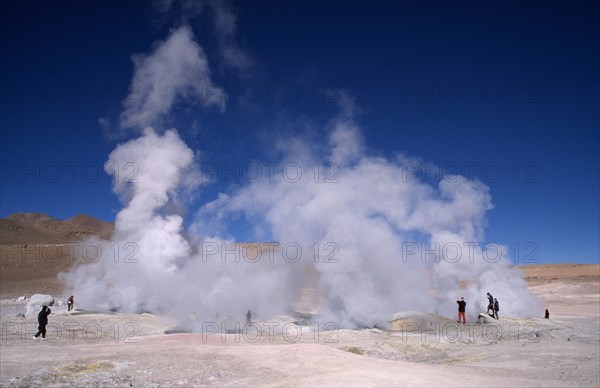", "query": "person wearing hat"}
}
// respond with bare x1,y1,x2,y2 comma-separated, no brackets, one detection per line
456,297,467,324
